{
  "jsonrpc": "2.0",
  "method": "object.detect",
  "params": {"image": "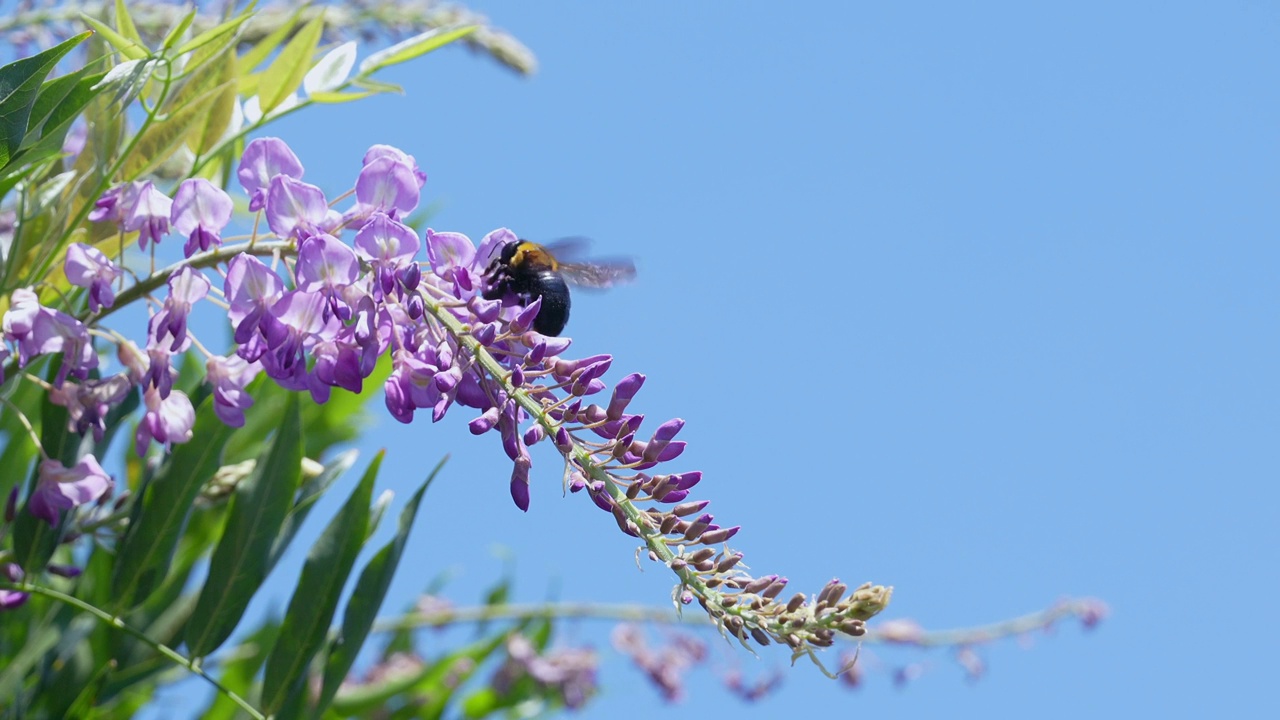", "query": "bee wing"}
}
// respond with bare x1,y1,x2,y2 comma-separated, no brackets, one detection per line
539,237,593,262
558,258,637,289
